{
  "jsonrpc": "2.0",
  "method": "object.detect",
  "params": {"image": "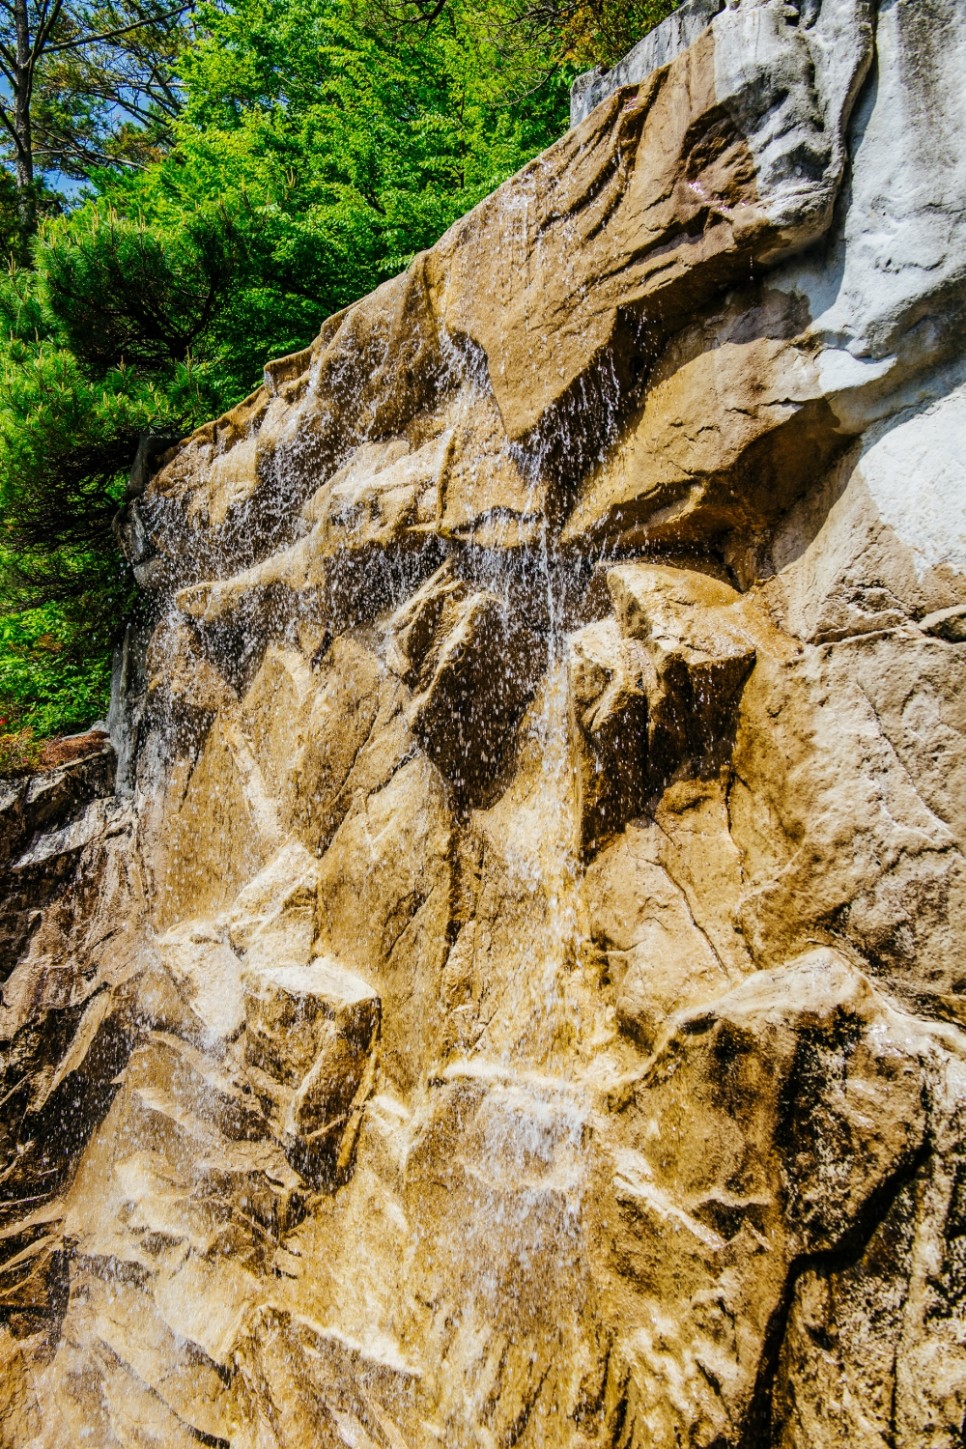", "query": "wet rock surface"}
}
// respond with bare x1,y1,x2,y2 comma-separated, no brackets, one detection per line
2,0,966,1444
